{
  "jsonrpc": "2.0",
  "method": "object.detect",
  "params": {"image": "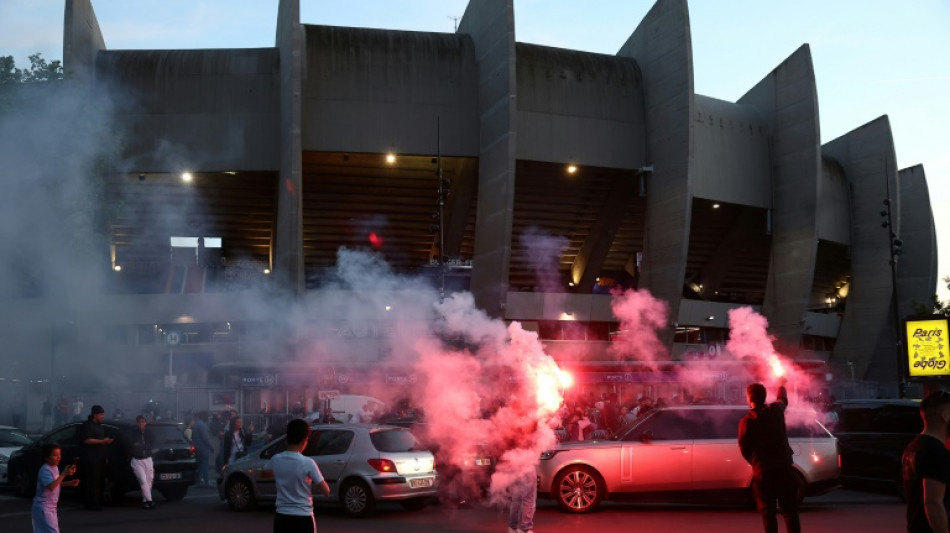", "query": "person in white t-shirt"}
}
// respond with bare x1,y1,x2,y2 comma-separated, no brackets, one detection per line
263,419,330,533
